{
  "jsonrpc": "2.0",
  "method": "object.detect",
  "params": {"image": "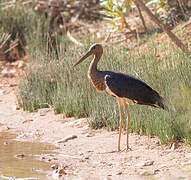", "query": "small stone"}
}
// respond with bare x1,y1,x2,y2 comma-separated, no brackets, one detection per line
135,160,154,167
41,156,46,160
51,164,58,170
155,140,160,145
85,133,94,137
0,89,6,95
87,150,93,153
140,170,156,176
9,84,17,87
108,162,113,166
3,142,8,145
79,152,84,156
82,125,89,131
116,171,123,175
17,60,25,68
56,135,77,143
38,108,50,116
58,168,66,175
84,156,89,160
135,156,140,159
91,161,100,167
144,160,154,166
15,154,25,159
158,164,168,168
170,143,176,150
6,126,11,130
16,105,20,110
